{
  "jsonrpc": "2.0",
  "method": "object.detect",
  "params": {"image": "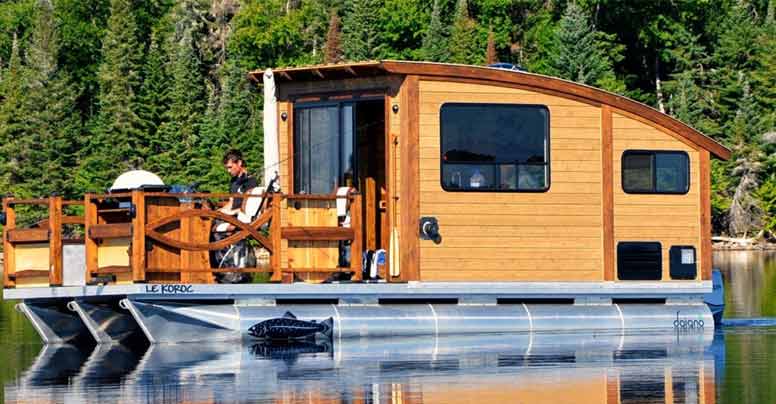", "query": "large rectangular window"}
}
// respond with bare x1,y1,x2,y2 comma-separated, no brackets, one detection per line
622,150,689,194
440,103,550,192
